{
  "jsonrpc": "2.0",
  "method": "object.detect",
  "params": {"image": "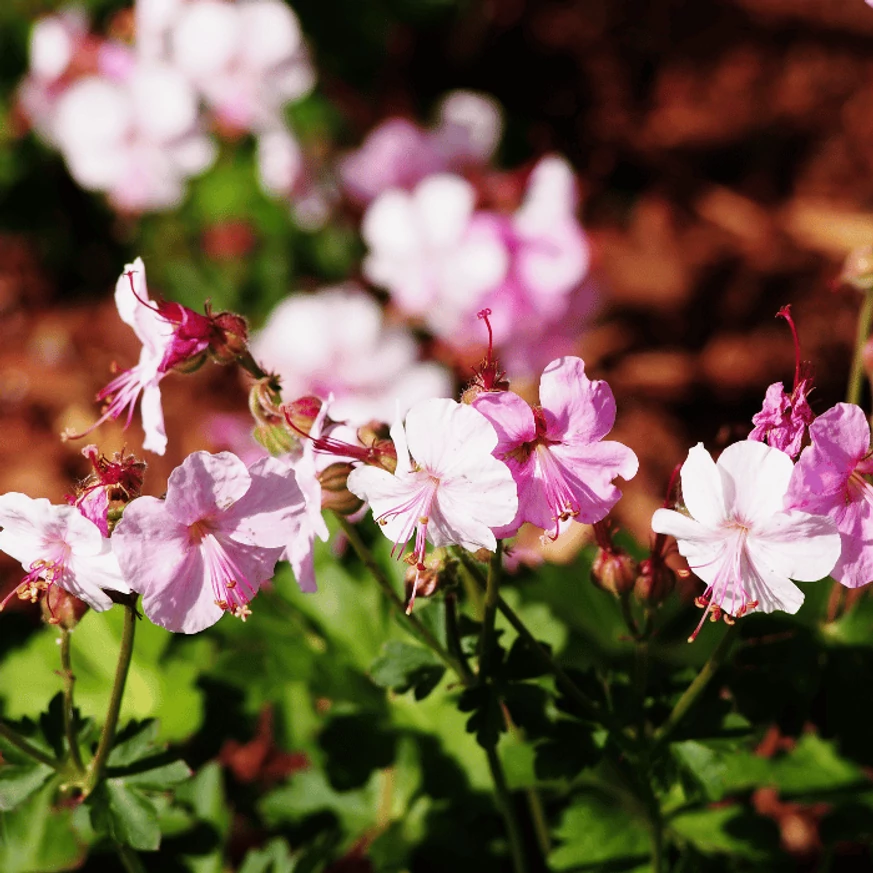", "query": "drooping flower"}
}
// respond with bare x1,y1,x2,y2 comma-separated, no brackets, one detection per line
0,493,130,614
347,398,517,609
749,306,814,459
785,402,873,589
112,451,307,633
473,356,638,540
652,440,841,640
